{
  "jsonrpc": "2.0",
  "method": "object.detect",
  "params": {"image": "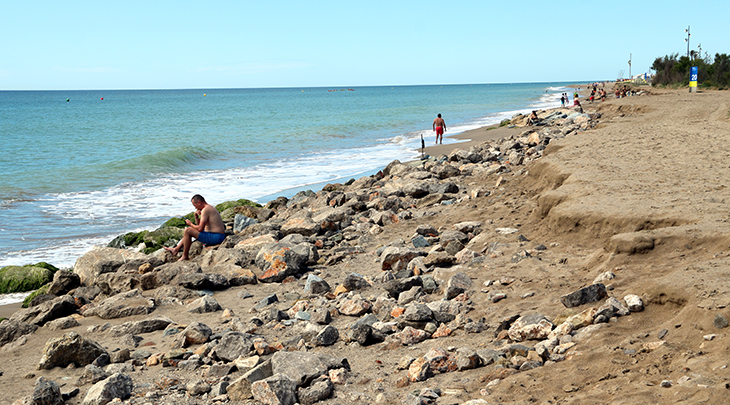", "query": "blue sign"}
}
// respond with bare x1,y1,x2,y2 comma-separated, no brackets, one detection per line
690,66,698,87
